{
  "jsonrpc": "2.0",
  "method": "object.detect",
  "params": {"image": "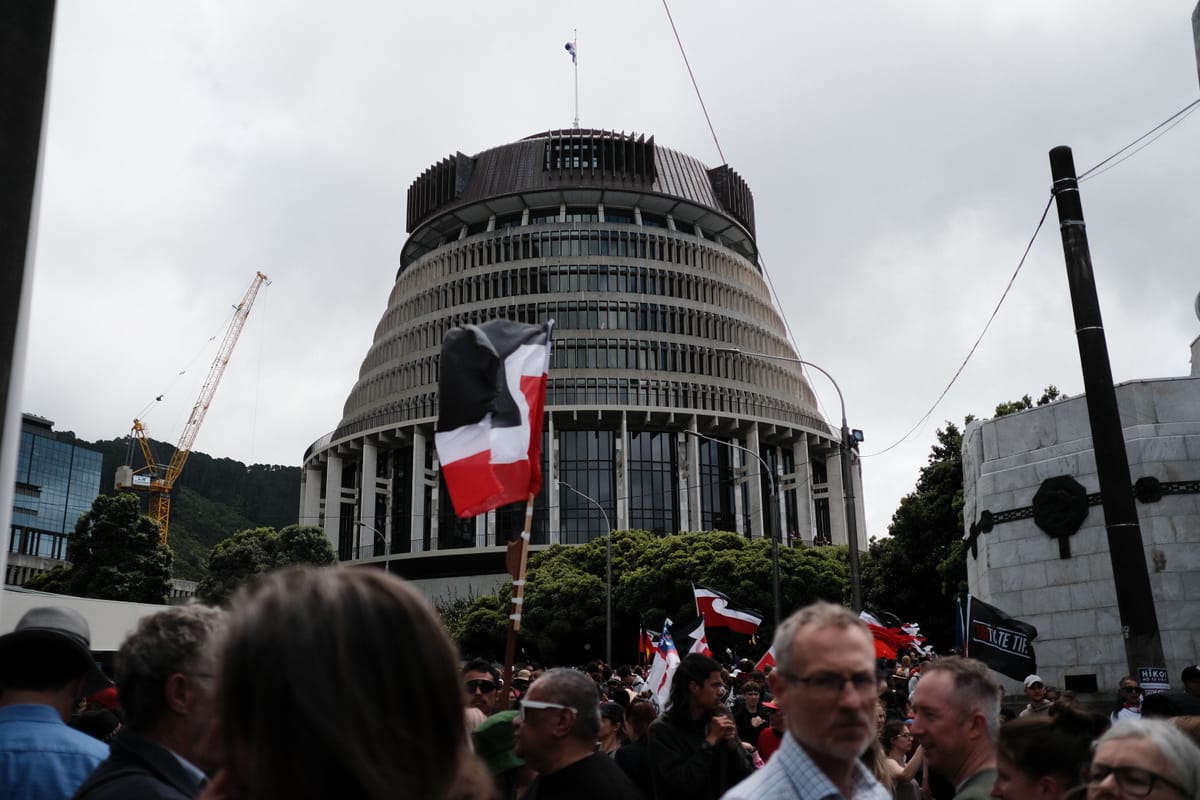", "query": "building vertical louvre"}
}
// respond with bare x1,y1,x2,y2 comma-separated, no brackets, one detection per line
300,129,866,599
